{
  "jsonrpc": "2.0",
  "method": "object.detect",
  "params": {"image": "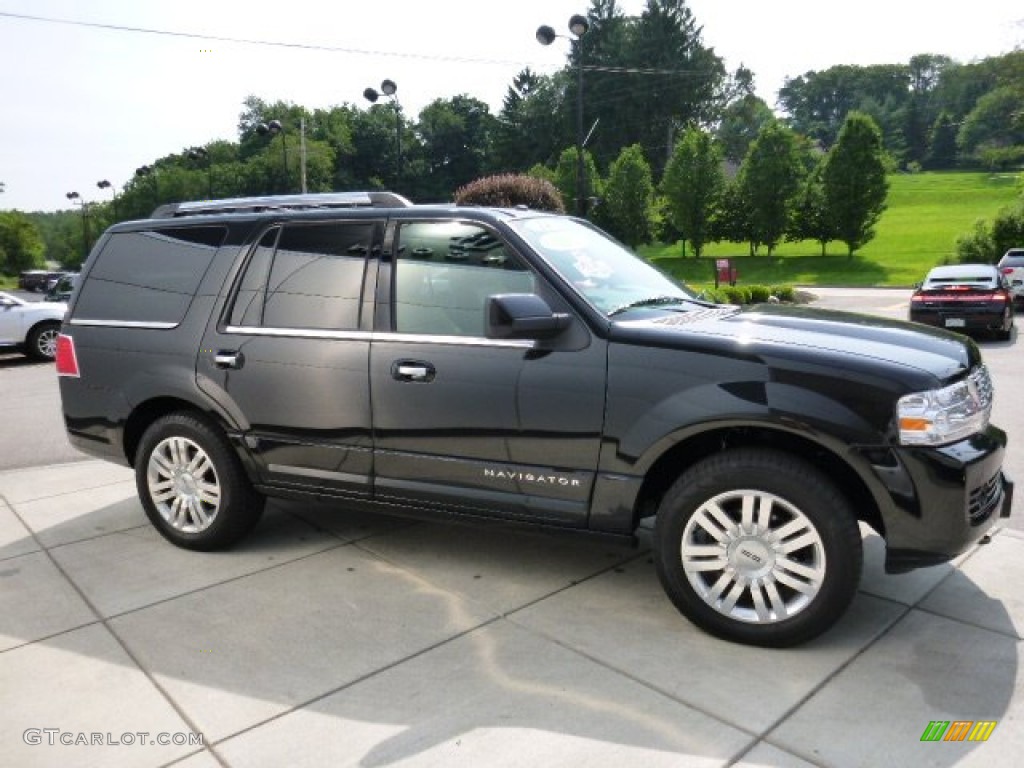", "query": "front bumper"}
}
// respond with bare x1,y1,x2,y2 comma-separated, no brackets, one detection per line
871,426,1011,573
